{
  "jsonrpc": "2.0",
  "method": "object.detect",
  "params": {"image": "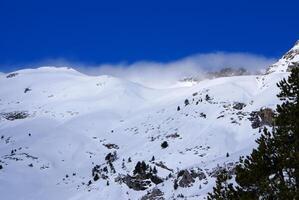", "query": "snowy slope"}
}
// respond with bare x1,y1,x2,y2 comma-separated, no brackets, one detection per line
0,42,297,200
266,40,299,73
